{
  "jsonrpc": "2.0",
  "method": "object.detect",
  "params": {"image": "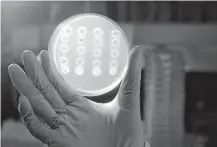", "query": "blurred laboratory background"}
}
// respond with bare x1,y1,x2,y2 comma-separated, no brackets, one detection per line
1,1,217,147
